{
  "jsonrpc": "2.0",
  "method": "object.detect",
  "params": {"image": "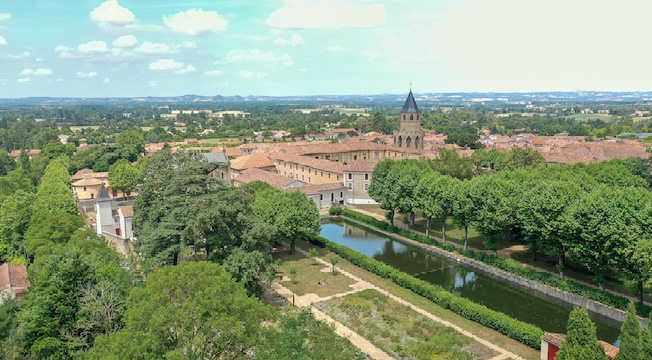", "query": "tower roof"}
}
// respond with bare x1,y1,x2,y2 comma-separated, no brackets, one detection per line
401,90,420,114
97,184,111,201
